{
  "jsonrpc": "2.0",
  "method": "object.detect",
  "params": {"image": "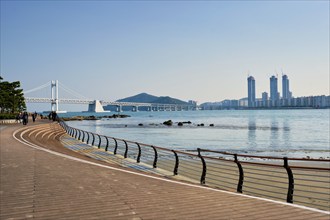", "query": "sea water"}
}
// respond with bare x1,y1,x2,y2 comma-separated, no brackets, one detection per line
60,109,330,159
